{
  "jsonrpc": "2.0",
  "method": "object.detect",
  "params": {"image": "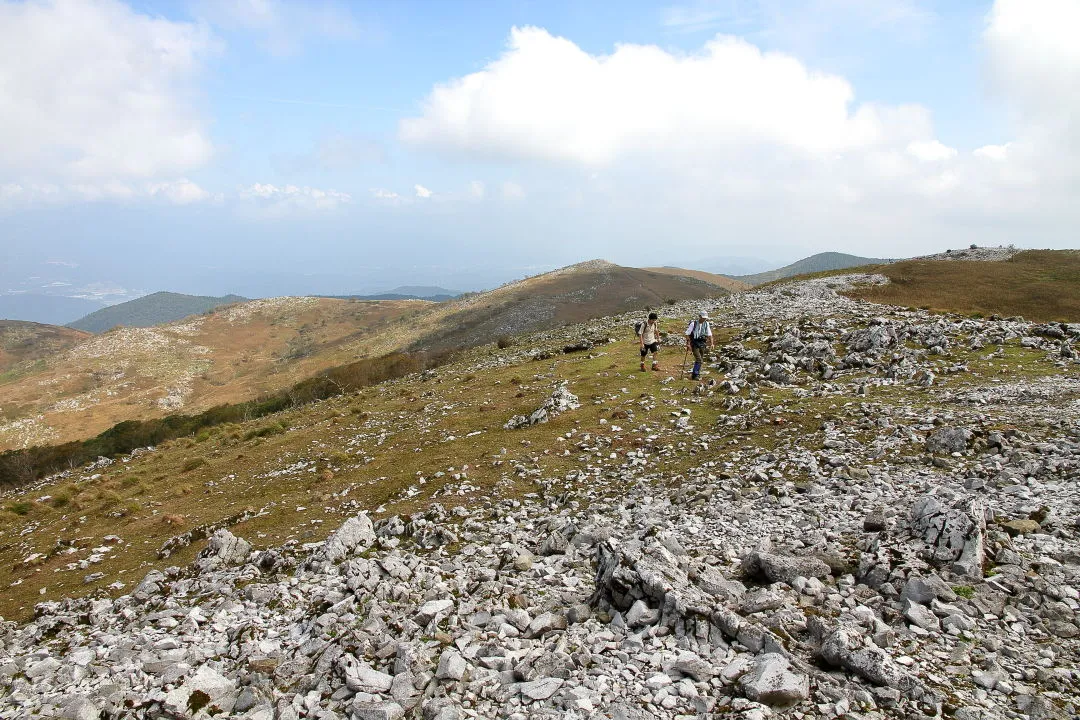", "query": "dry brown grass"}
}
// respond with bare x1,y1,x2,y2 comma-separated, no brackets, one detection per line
0,323,1076,622
413,263,729,351
643,267,750,292
0,264,728,451
0,322,90,375
844,250,1080,321
0,298,426,450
